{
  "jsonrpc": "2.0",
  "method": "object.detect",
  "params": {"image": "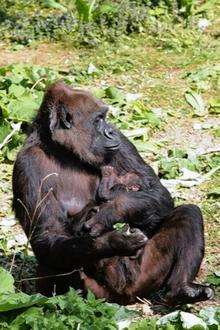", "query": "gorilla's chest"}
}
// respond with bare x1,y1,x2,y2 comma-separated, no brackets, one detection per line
57,171,99,217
